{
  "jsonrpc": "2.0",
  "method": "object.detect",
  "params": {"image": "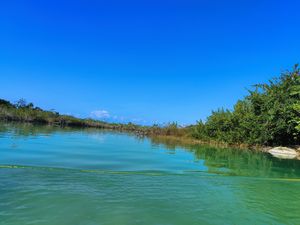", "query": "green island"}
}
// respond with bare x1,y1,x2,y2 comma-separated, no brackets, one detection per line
1,65,299,151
